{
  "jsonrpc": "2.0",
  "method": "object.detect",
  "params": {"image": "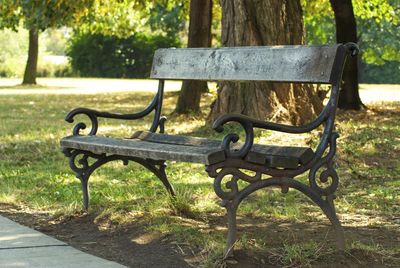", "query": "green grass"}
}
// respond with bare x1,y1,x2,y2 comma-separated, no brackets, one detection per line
0,81,399,266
